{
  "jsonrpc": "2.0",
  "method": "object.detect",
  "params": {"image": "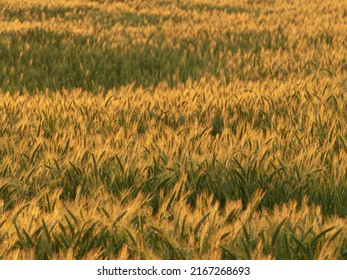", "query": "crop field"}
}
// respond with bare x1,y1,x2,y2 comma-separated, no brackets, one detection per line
0,0,347,260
